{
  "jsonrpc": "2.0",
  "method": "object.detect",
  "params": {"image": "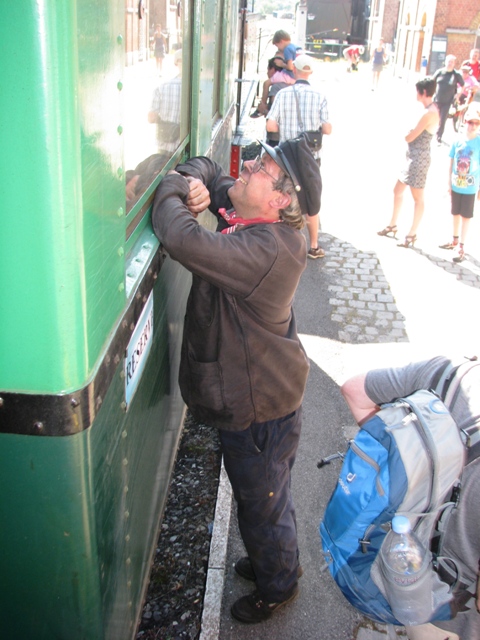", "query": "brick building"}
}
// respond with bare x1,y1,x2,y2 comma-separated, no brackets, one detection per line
368,0,480,76
368,0,400,52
